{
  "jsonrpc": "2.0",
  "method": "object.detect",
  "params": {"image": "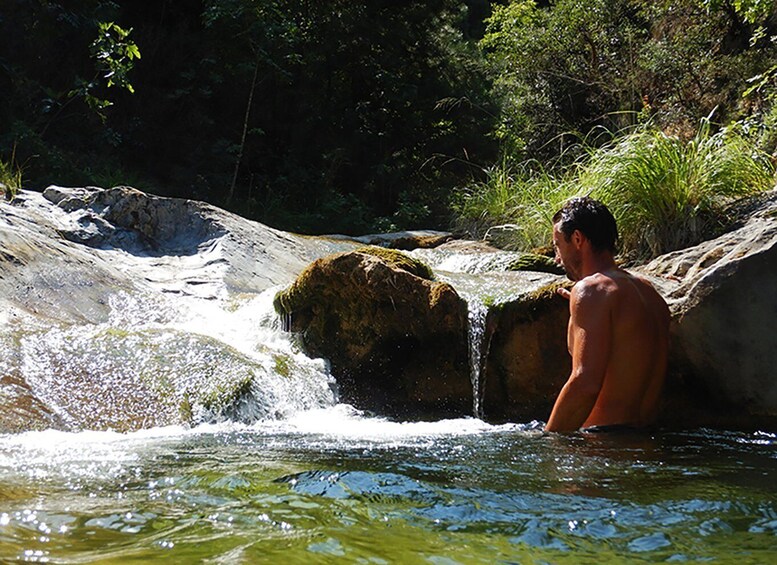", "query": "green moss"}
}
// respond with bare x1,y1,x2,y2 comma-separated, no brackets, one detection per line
274,258,320,315
93,327,131,339
273,353,292,378
507,252,564,274
179,393,193,423
502,279,573,322
200,370,255,413
274,246,435,316
355,246,434,280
